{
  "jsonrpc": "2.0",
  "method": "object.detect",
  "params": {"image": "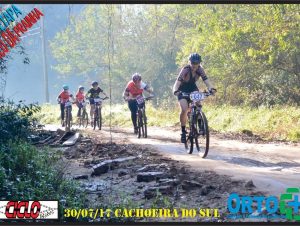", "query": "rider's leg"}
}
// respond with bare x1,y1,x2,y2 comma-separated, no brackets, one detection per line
90,105,95,119
179,98,189,143
60,103,65,126
70,105,72,120
60,103,65,120
76,103,81,117
128,99,138,133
